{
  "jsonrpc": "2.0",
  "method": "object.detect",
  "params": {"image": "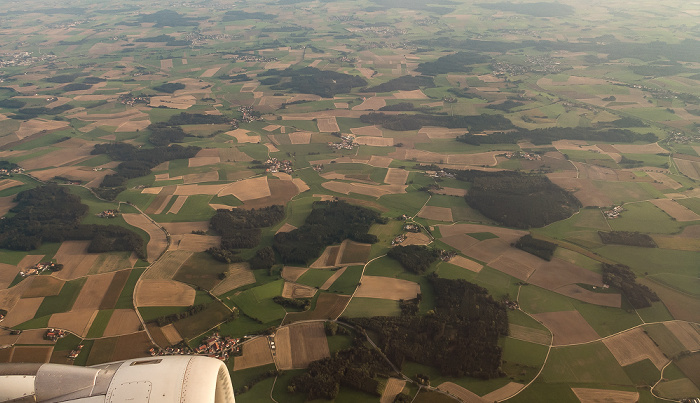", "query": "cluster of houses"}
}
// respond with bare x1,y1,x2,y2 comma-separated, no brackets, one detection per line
68,344,84,359
504,299,519,310
439,250,457,262
0,166,23,176
0,51,56,69
231,54,278,63
391,234,407,246
44,328,66,341
238,106,261,123
118,93,150,106
603,205,624,219
264,157,293,174
20,262,62,277
150,333,244,361
426,170,456,179
328,134,356,150
503,151,541,161
403,224,421,233
97,209,119,218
